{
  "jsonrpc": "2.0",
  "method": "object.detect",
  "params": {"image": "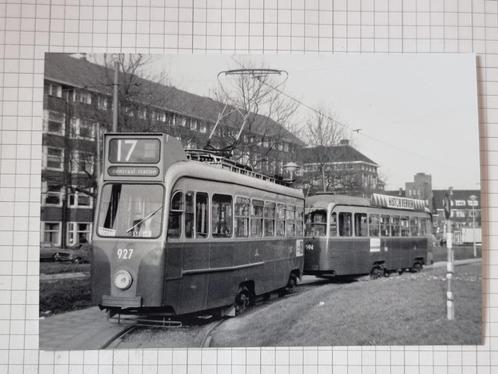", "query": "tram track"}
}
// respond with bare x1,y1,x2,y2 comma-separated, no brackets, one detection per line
100,324,138,349
98,275,385,349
